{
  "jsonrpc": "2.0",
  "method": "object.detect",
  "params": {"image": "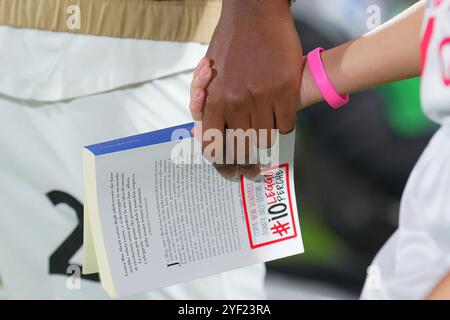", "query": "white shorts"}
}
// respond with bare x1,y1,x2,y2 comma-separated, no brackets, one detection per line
0,24,266,300
361,126,450,299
